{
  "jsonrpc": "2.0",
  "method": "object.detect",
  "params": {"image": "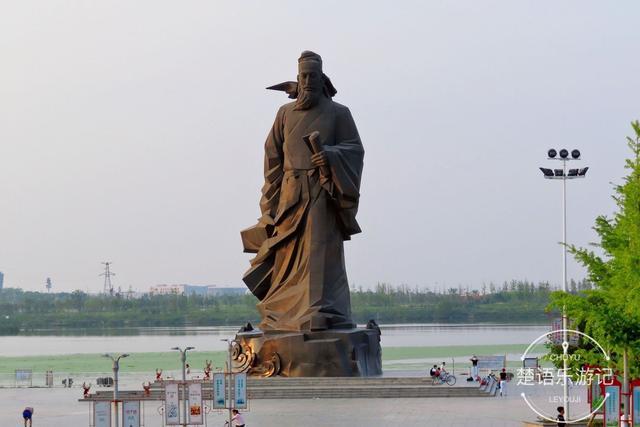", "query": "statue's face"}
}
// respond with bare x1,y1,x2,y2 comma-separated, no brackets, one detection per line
298,68,323,92
295,63,323,110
